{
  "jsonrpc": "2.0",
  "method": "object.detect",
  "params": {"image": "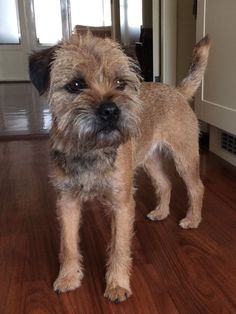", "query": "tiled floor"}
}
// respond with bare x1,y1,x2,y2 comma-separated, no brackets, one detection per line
0,83,51,136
